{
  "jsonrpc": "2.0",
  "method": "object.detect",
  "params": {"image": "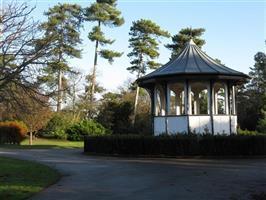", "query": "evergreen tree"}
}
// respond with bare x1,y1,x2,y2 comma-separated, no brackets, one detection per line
253,51,266,133
96,86,151,134
166,27,205,58
39,3,83,112
84,74,105,101
76,73,105,119
249,52,266,94
84,0,124,102
127,19,170,124
237,50,266,131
